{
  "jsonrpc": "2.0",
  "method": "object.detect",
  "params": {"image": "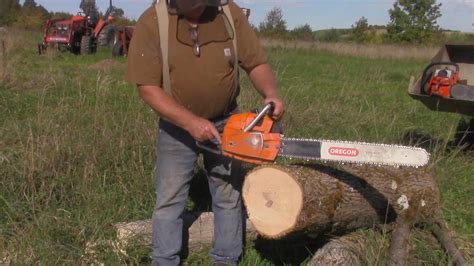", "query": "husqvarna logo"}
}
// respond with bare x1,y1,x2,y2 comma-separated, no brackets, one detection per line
329,147,359,157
